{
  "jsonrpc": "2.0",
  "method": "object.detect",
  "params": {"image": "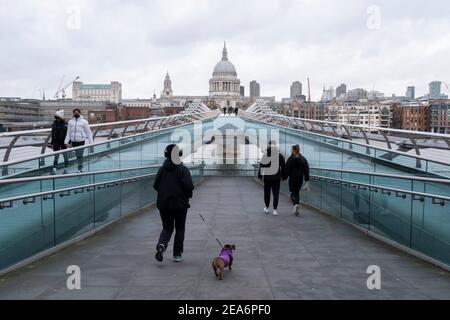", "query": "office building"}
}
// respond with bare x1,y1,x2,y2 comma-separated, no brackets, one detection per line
336,84,347,99
429,100,450,134
73,81,122,103
406,86,415,100
429,81,442,99
250,80,260,98
392,103,429,131
290,81,302,99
